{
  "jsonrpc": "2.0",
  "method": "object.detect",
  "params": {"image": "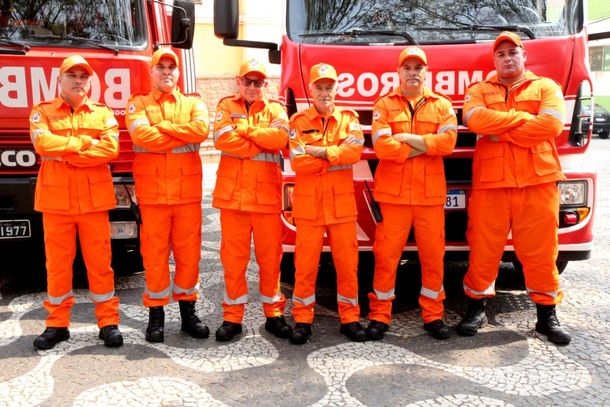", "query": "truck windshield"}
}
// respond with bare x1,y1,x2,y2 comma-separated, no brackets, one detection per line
287,0,582,45
0,0,147,49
